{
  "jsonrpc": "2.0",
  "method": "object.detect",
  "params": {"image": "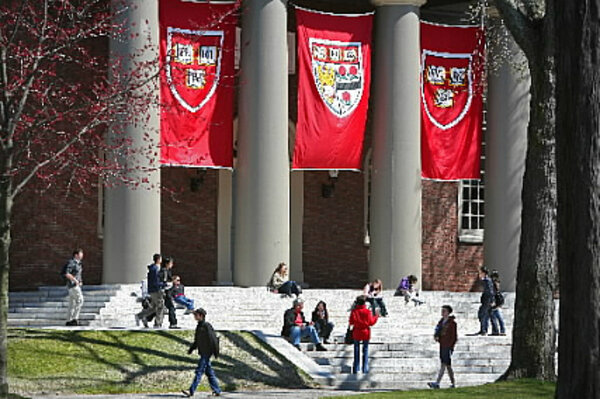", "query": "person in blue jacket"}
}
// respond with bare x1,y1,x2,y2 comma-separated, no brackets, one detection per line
135,254,166,328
